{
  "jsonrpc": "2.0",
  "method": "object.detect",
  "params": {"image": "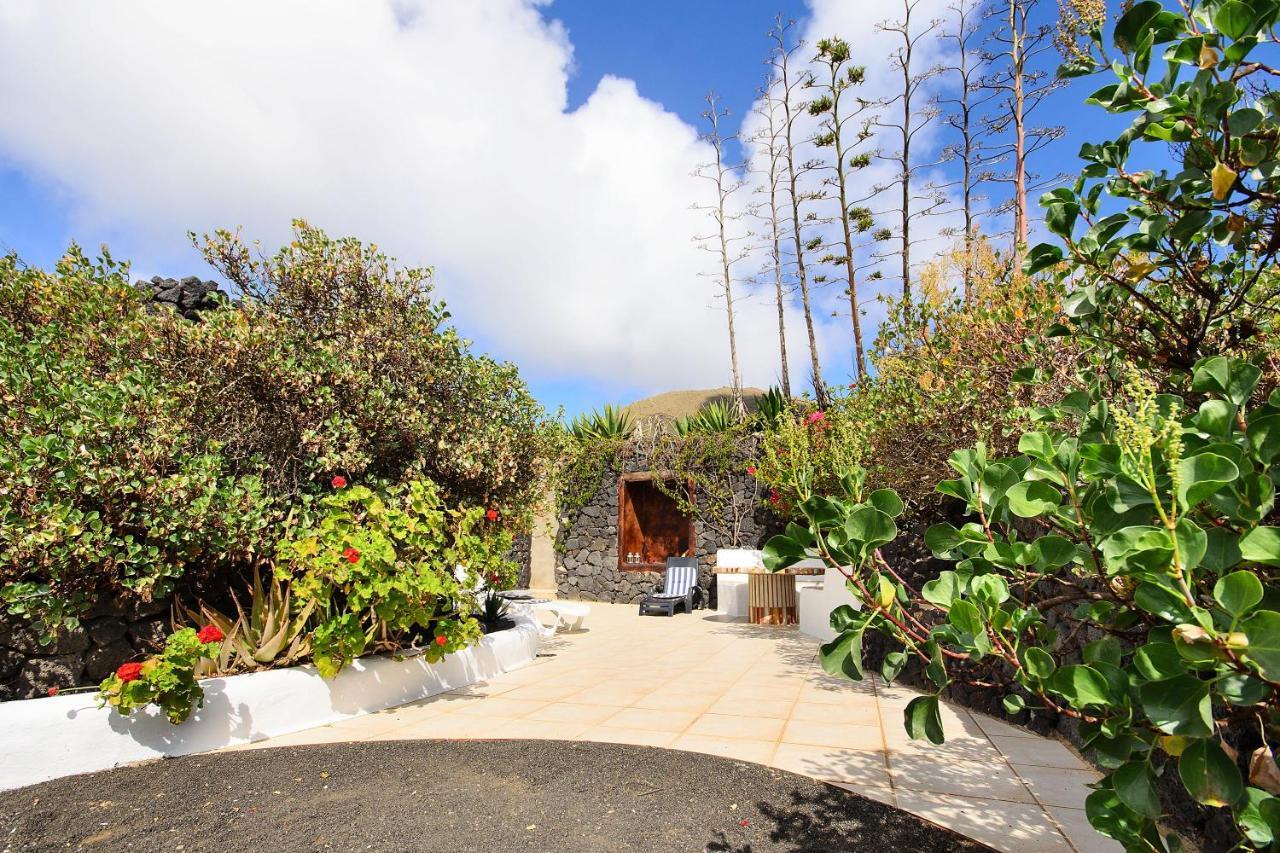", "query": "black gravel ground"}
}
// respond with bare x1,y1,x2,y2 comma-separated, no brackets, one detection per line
1,740,993,852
